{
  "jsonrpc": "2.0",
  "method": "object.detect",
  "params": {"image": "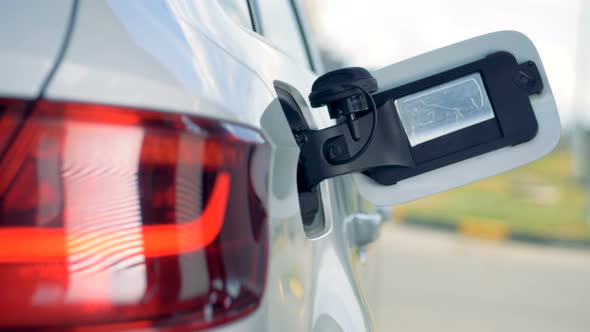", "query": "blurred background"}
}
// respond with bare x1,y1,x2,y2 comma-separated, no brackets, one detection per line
302,0,590,331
